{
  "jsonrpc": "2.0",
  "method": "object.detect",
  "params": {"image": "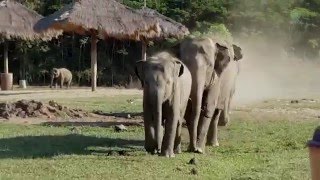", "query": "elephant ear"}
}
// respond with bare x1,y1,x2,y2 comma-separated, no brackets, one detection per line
173,60,184,77
135,61,146,87
233,44,243,61
214,43,231,75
